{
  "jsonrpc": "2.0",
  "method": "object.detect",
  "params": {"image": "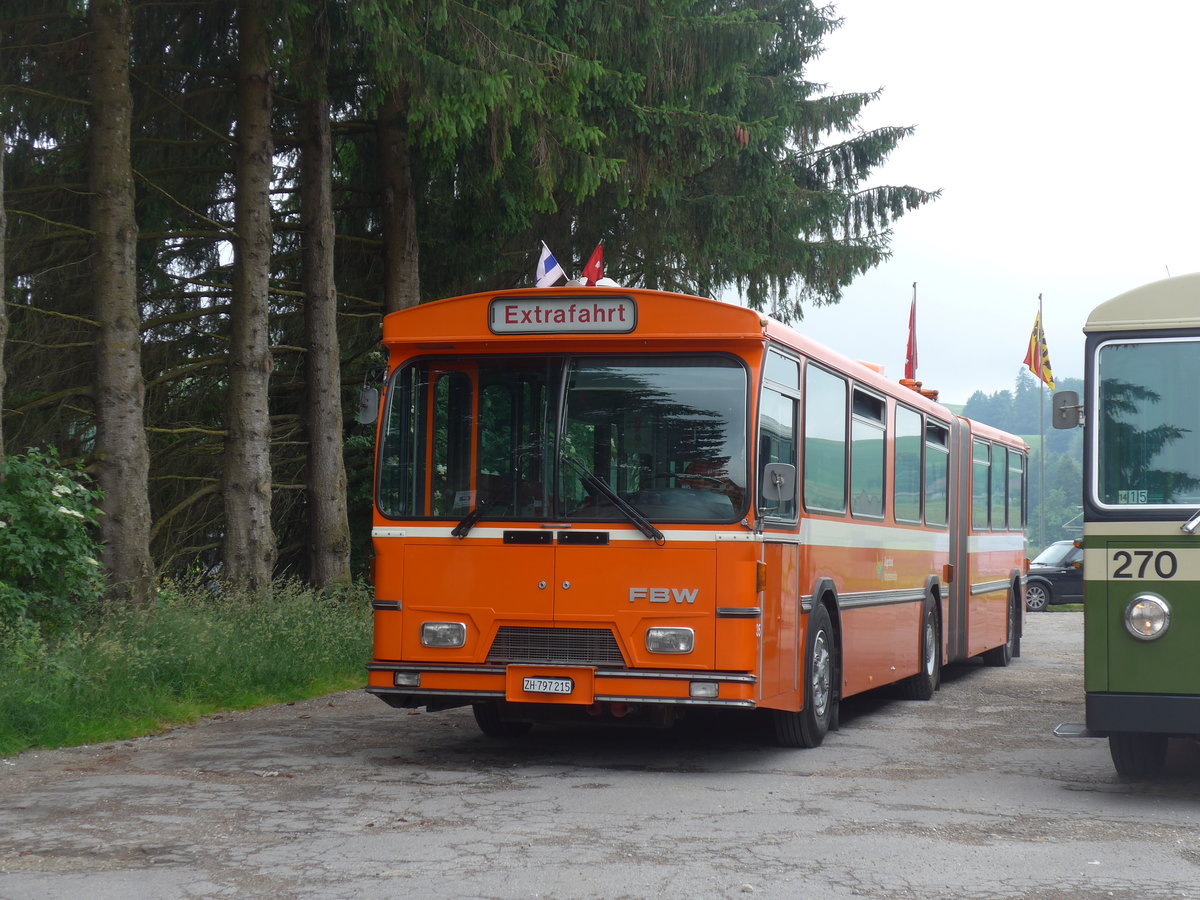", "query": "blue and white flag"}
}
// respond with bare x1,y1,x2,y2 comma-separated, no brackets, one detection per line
535,241,566,288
